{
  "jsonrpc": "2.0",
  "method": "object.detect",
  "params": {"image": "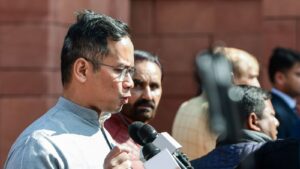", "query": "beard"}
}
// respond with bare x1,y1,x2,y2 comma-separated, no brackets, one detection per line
122,99,156,122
